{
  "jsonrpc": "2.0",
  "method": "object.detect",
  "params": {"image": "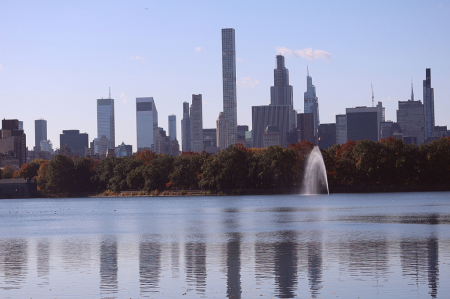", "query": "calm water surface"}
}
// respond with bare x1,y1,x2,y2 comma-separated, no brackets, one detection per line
1,192,450,298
